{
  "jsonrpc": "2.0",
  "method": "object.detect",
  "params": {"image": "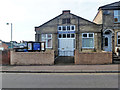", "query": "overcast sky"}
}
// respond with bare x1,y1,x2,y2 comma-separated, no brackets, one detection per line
0,0,119,42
